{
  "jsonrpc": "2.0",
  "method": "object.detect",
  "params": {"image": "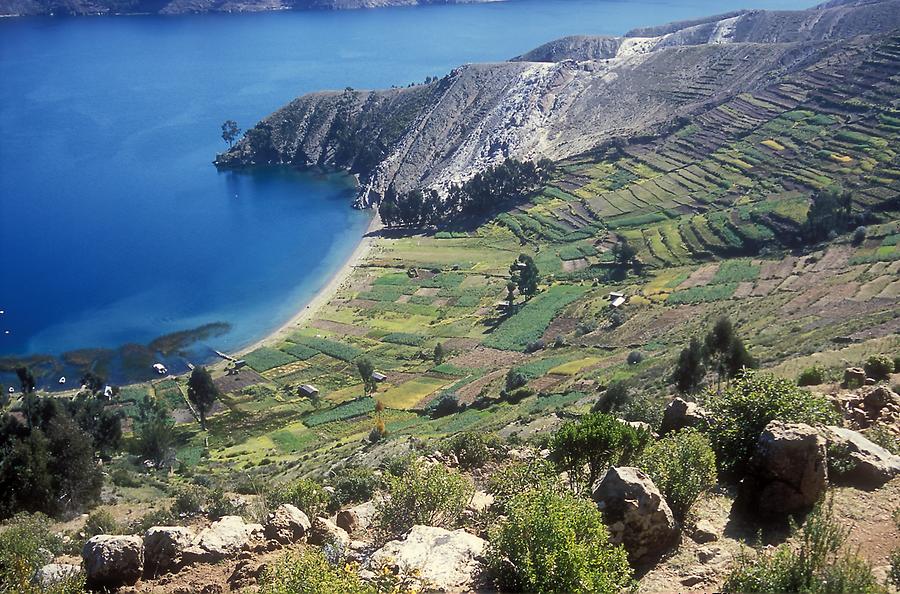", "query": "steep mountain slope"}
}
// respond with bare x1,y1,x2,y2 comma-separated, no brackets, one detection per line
216,0,900,207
